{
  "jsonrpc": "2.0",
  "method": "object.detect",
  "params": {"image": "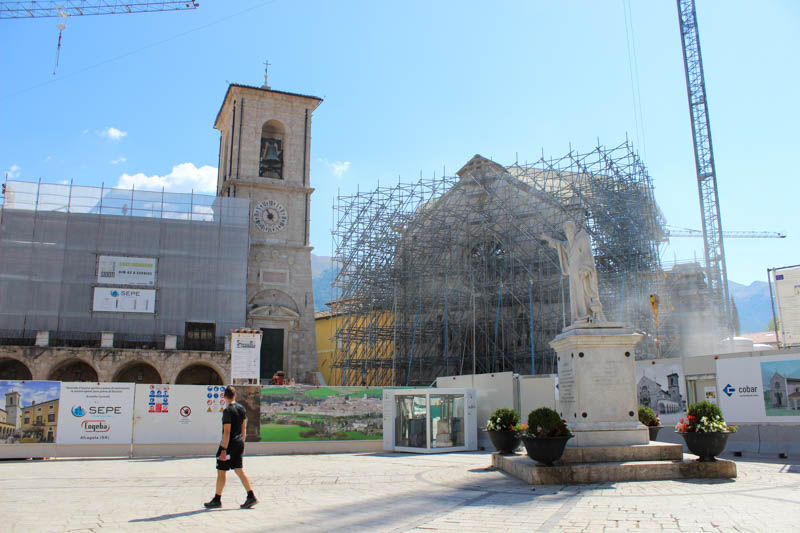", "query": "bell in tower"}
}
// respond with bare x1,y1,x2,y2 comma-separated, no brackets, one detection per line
259,135,283,179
